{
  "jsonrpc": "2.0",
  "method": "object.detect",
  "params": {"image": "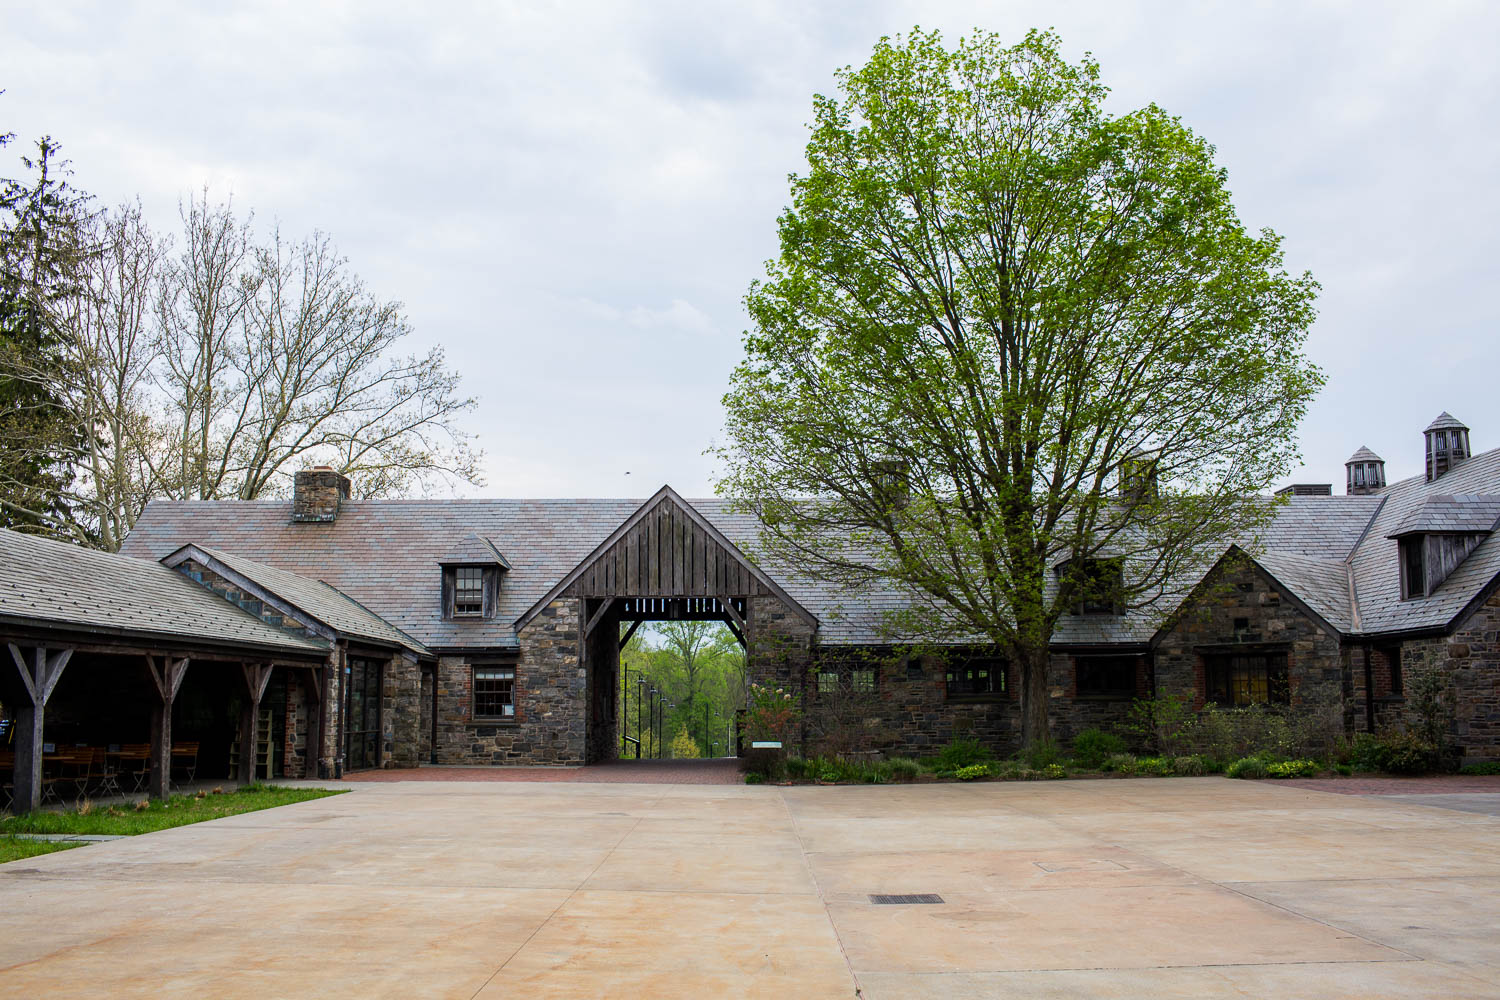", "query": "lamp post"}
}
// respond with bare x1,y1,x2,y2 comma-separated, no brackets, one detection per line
648,687,658,758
